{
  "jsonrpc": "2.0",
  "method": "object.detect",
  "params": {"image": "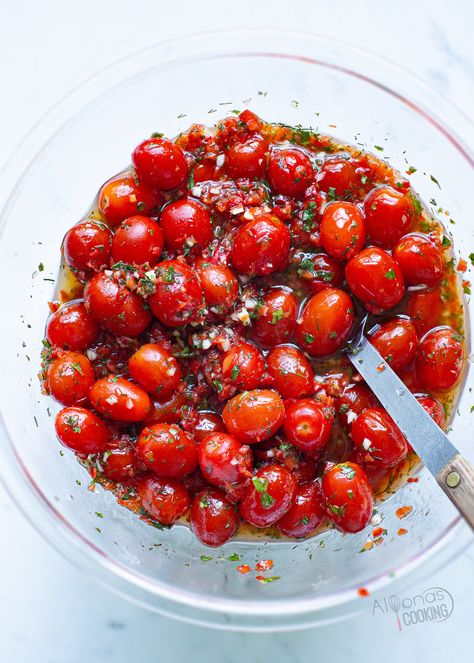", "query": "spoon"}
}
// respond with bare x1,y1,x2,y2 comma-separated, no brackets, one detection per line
346,317,474,531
